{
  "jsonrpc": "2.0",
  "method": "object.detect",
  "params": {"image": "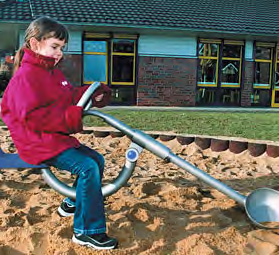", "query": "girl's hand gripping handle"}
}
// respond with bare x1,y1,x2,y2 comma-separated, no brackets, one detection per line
77,82,101,110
